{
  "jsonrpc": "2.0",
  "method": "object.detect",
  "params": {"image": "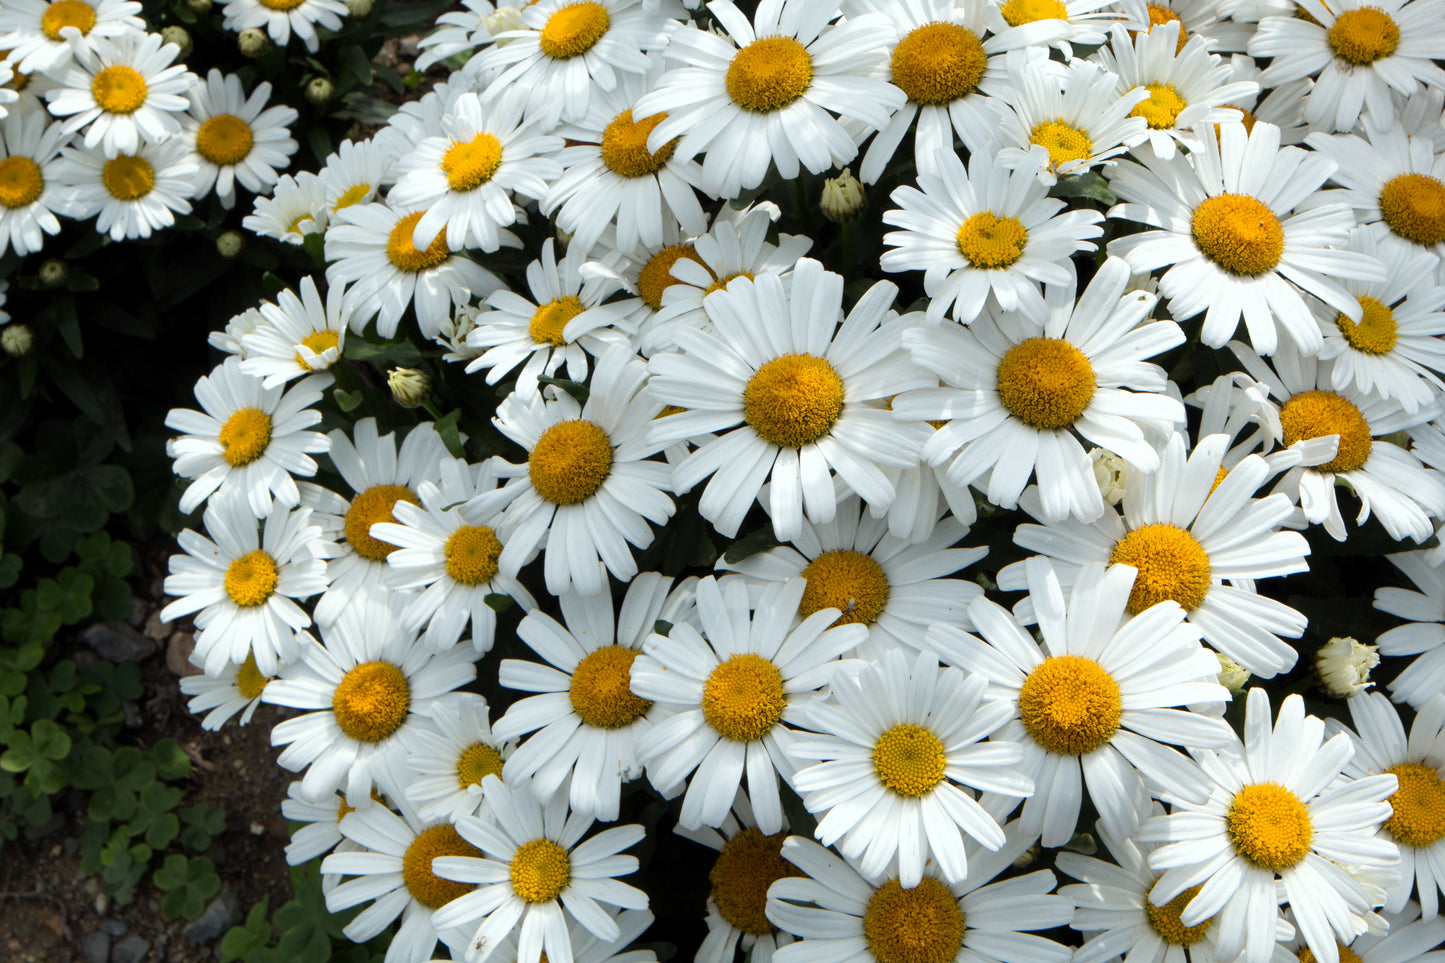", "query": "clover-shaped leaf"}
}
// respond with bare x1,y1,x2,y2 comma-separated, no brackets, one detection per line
154,854,221,920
